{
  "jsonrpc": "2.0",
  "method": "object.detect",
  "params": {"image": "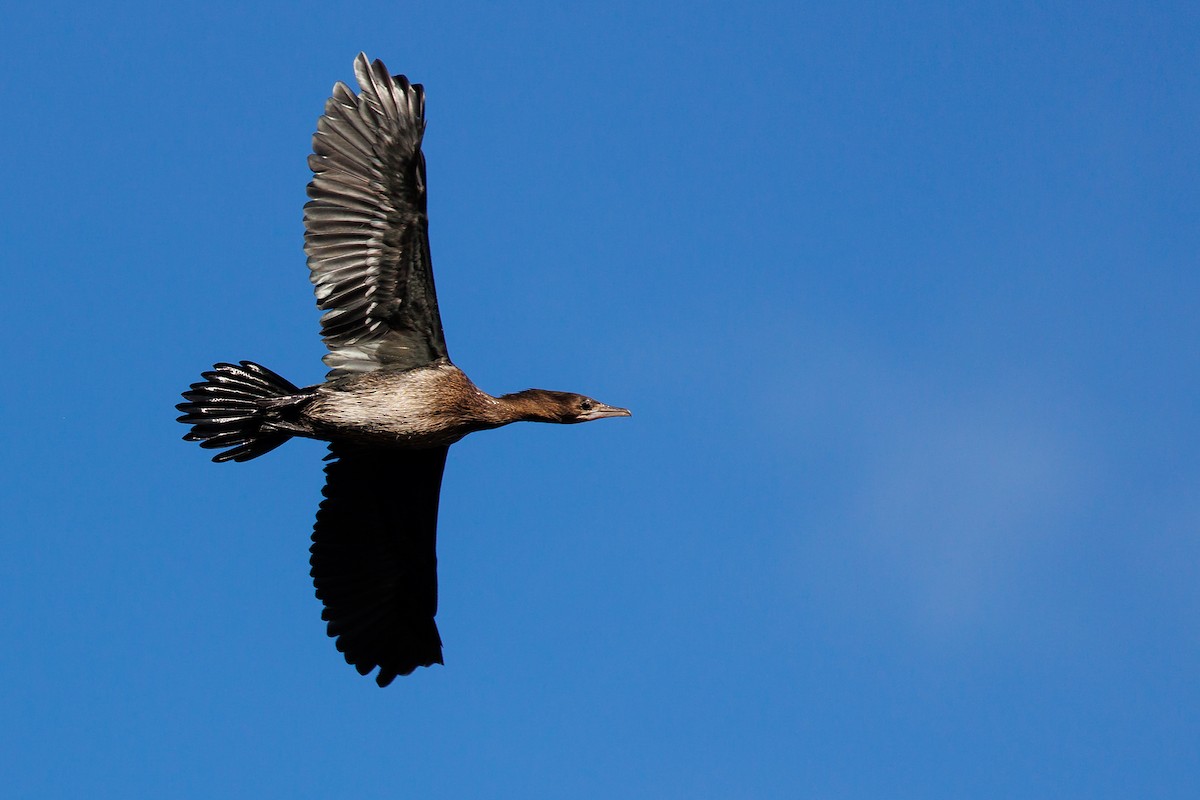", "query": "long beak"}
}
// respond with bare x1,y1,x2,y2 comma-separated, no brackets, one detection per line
579,403,632,422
